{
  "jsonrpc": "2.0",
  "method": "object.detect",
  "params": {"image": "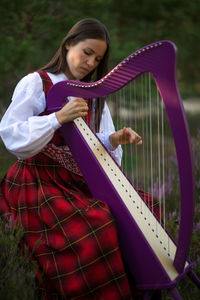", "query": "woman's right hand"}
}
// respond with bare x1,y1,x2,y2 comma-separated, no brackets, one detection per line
109,127,142,149
55,97,88,125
